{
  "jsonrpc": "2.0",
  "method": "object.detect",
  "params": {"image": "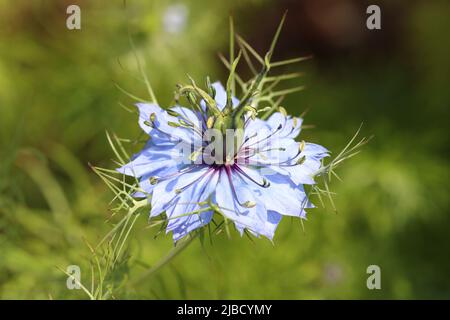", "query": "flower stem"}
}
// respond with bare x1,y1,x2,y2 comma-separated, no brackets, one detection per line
129,232,199,286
